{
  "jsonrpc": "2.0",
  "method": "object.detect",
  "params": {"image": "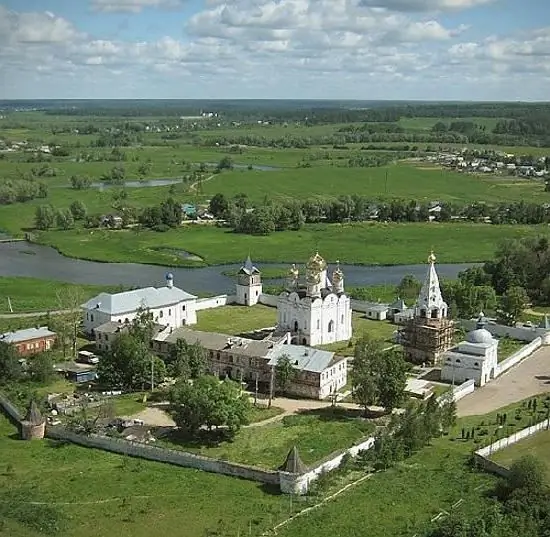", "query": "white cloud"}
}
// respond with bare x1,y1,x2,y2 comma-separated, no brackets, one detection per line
358,0,495,12
0,2,548,99
90,0,184,12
